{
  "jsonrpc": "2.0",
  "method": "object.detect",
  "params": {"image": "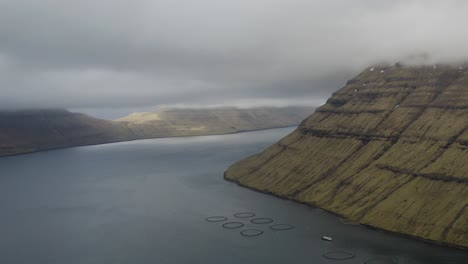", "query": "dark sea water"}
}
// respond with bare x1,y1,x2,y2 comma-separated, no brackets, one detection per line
0,127,466,264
